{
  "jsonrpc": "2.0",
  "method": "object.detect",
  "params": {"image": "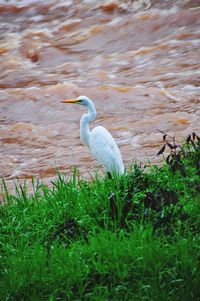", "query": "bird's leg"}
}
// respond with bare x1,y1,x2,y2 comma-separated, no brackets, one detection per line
107,172,112,179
